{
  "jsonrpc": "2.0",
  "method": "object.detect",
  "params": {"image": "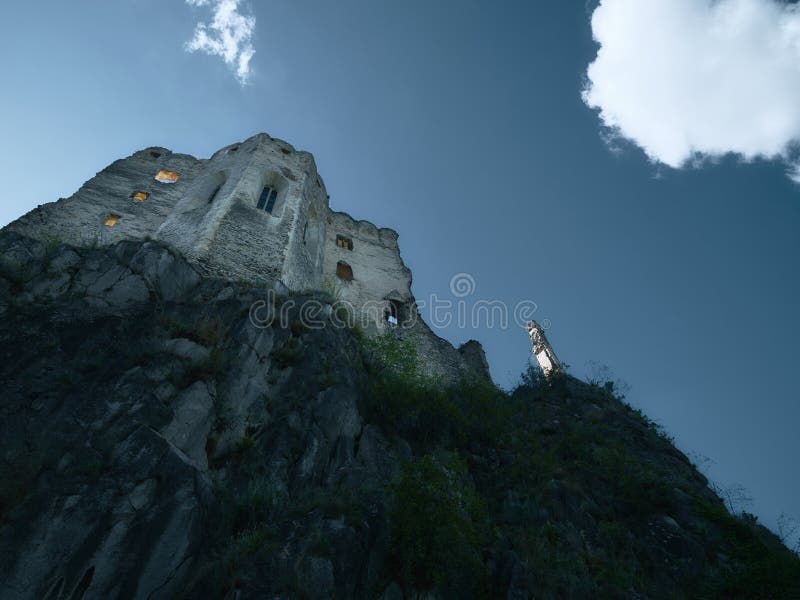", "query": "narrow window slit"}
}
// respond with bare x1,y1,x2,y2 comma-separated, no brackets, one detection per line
257,186,278,213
